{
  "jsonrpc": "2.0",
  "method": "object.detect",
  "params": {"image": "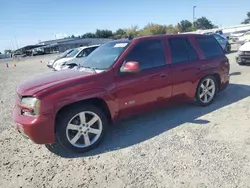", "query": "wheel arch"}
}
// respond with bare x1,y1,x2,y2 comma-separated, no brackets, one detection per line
196,73,221,93
54,97,112,133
